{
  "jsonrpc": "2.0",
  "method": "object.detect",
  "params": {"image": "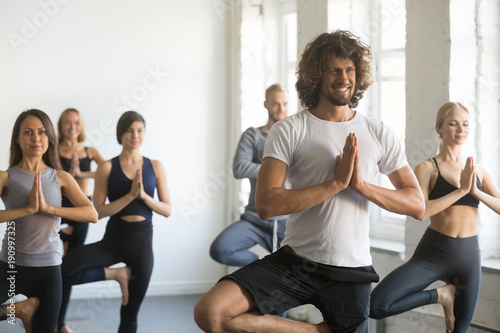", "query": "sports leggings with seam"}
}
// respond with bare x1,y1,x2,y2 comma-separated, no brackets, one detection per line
0,260,62,333
370,227,480,333
59,216,154,333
